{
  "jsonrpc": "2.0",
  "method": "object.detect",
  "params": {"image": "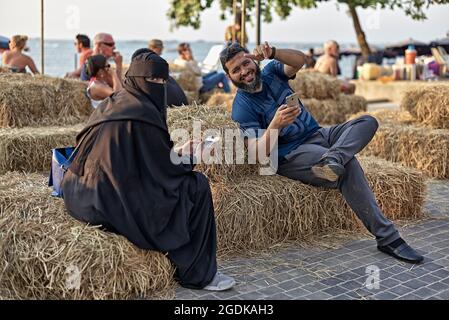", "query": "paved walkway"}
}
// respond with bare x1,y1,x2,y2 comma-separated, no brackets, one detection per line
175,179,449,300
